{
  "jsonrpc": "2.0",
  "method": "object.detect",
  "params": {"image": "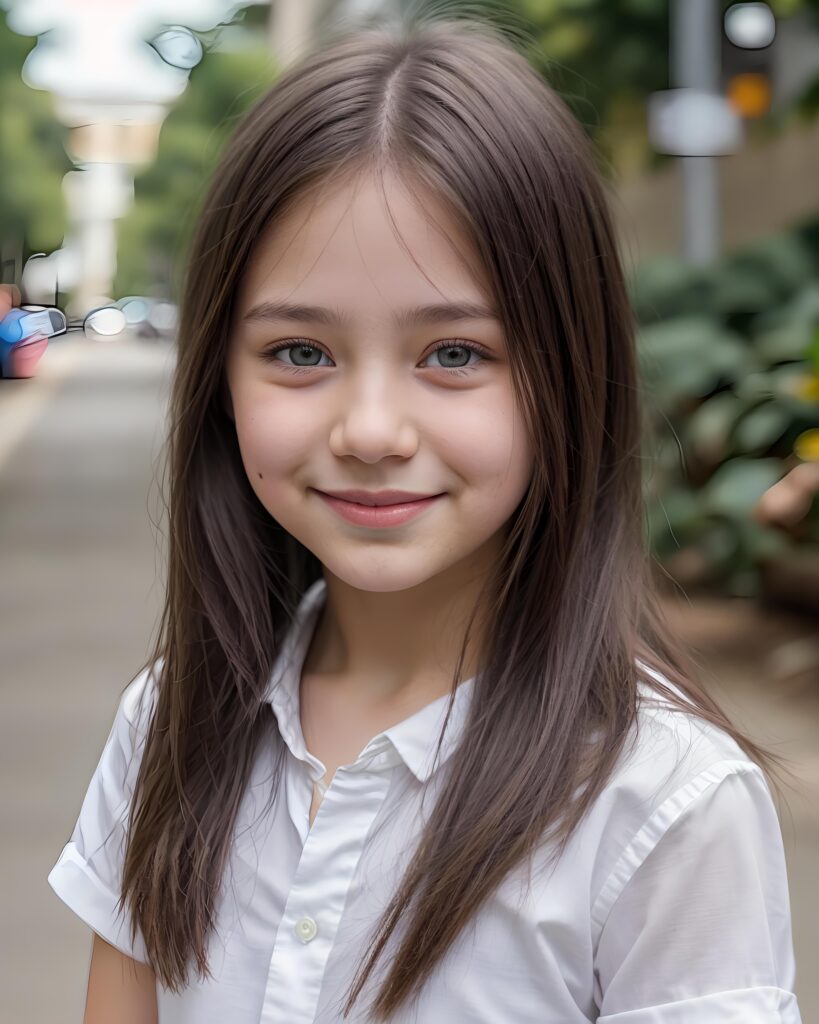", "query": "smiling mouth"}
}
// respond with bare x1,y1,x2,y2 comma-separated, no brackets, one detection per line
312,489,444,507
313,489,445,527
